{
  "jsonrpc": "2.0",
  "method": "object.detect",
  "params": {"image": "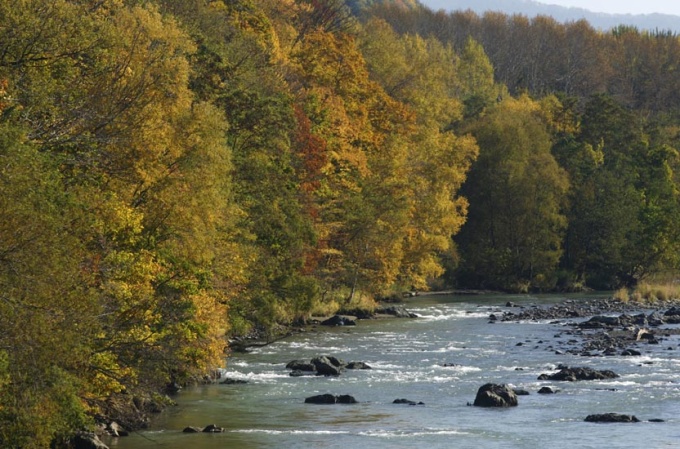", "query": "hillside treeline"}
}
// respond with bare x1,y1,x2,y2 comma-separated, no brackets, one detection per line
371,3,680,112
369,2,680,290
1,0,679,446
